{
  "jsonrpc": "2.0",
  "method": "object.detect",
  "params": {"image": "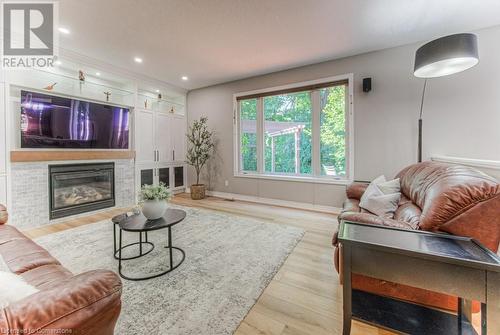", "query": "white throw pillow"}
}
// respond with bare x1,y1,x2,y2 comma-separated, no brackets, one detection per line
377,178,400,195
0,271,39,309
359,175,401,218
359,175,386,203
360,192,401,218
